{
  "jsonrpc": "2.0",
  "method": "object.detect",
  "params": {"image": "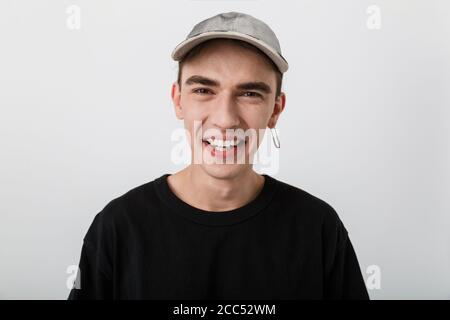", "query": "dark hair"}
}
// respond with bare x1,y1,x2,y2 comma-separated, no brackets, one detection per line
177,38,283,97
